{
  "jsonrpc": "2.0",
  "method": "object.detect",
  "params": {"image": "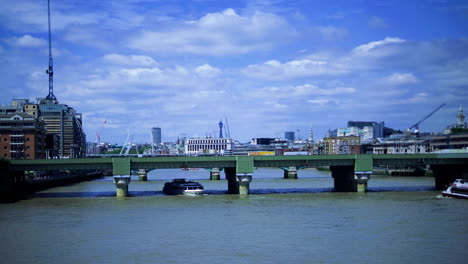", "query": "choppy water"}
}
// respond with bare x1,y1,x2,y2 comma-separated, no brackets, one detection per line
1,168,467,264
